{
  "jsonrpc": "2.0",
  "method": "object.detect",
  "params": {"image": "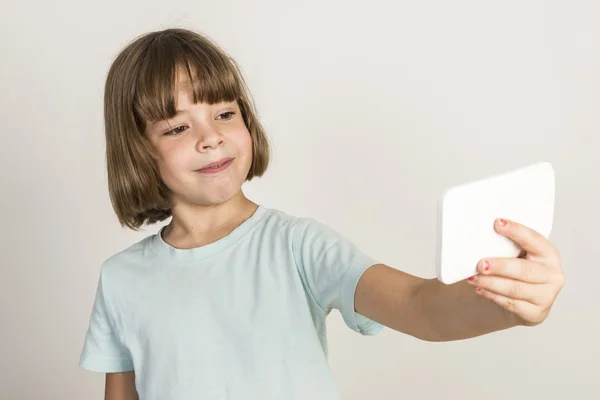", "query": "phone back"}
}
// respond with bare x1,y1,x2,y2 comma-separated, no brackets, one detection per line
436,161,556,284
